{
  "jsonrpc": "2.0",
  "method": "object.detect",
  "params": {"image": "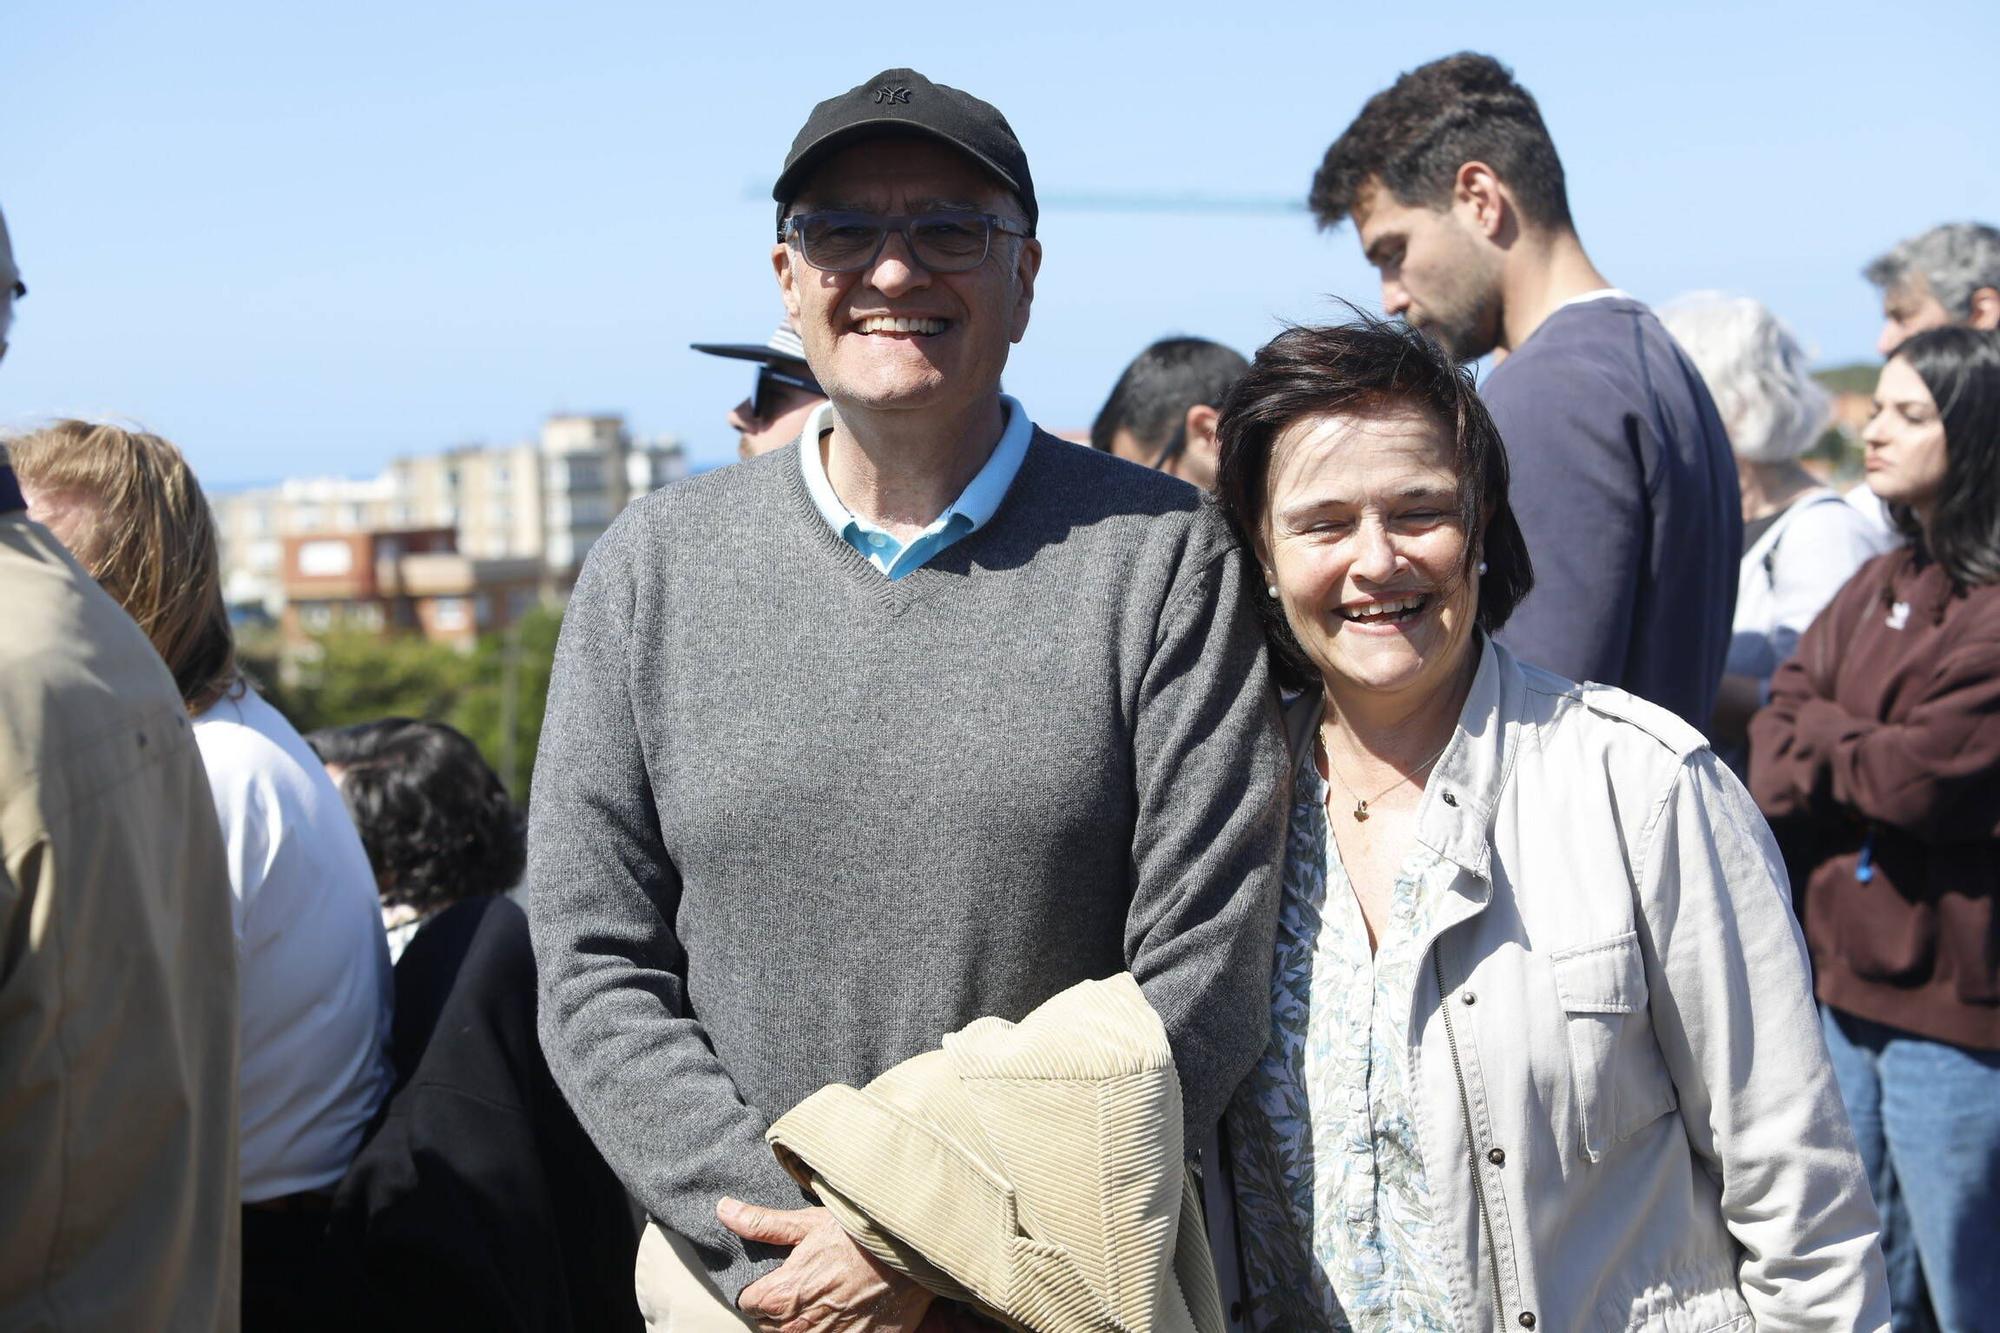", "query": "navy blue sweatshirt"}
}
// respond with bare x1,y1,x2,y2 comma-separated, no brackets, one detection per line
1482,294,1741,728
